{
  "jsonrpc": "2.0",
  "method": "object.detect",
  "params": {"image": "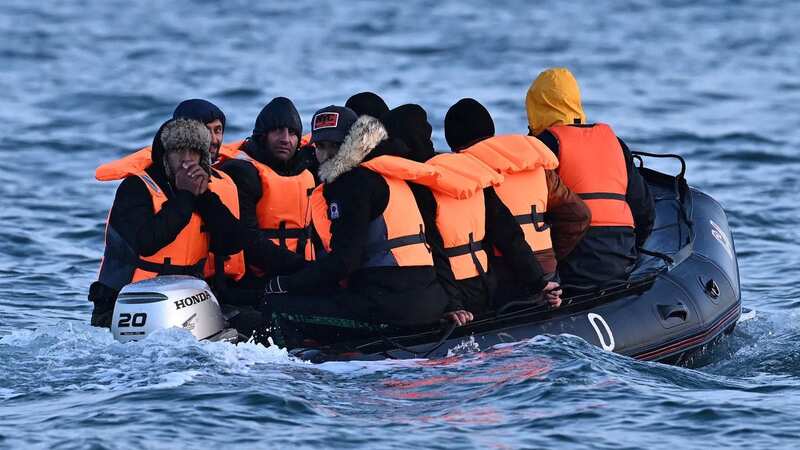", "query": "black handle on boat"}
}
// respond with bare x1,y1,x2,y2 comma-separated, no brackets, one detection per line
657,303,689,321
631,150,687,180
